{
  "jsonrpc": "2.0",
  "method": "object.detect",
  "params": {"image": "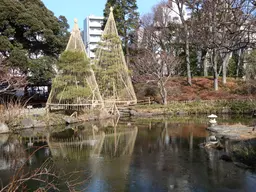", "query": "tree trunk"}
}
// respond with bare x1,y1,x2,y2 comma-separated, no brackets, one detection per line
236,49,243,78
212,49,218,91
158,80,168,105
222,52,232,84
203,50,209,76
125,37,130,66
163,87,167,105
175,0,192,85
196,49,202,75
185,24,192,85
